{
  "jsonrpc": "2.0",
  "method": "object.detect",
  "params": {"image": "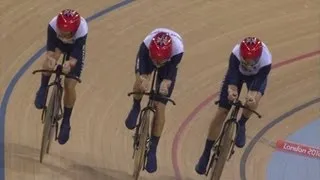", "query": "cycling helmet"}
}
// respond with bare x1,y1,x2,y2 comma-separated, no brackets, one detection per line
149,32,173,66
57,9,81,33
239,37,263,66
